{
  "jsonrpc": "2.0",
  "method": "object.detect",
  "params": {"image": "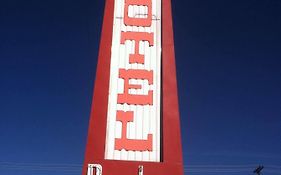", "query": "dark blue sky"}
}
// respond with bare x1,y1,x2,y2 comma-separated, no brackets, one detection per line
0,0,280,175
